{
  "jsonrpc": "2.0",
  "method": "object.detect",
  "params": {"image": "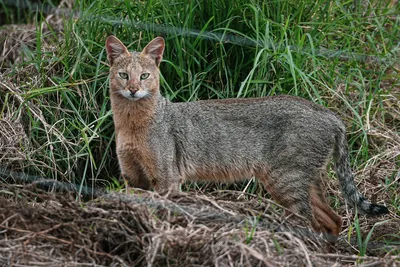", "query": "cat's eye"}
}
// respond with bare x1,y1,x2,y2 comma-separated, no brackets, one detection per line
140,73,150,80
118,72,129,80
